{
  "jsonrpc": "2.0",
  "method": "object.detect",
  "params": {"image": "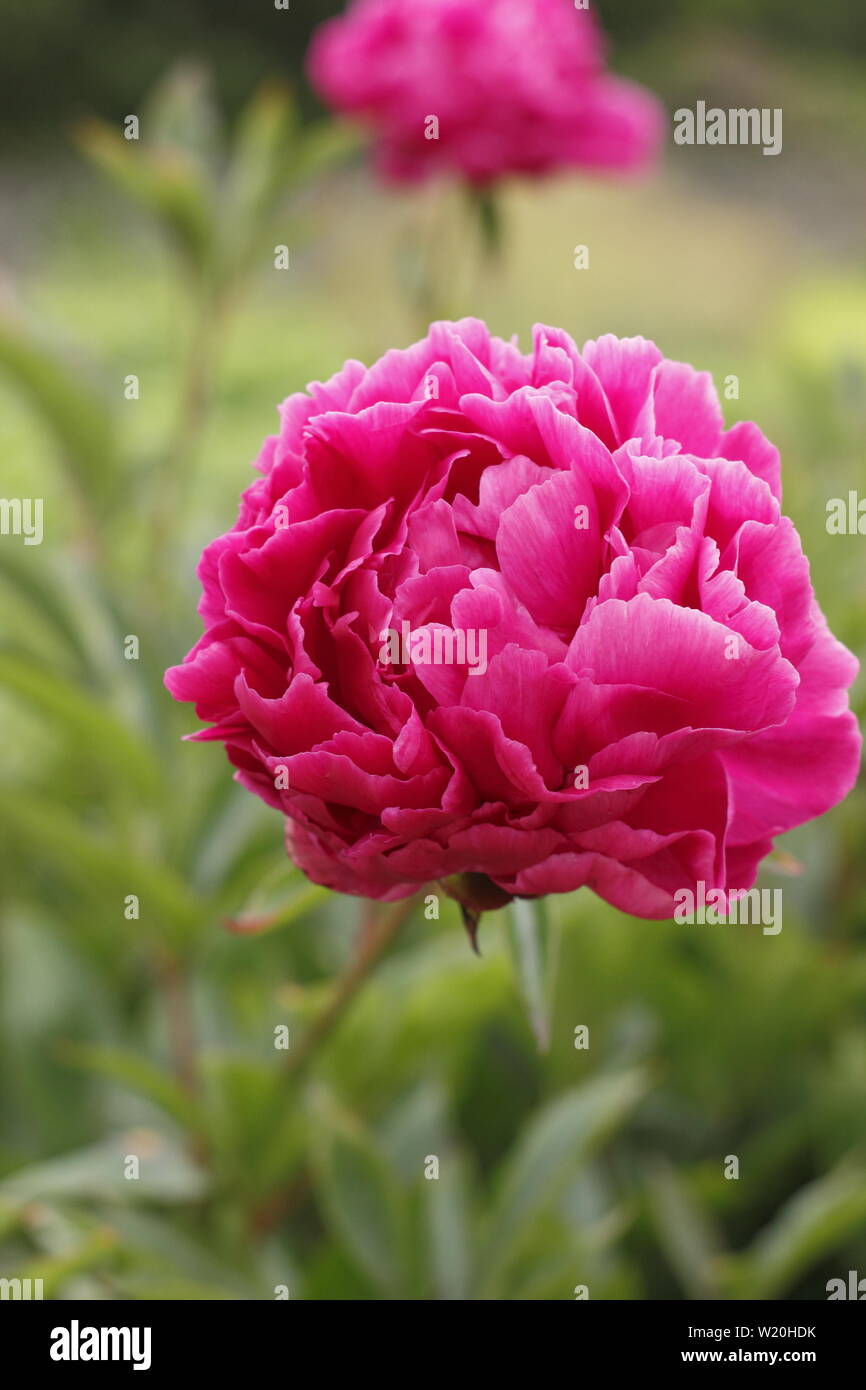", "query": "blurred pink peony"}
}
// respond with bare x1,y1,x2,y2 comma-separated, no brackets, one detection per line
166,320,860,921
306,0,663,185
